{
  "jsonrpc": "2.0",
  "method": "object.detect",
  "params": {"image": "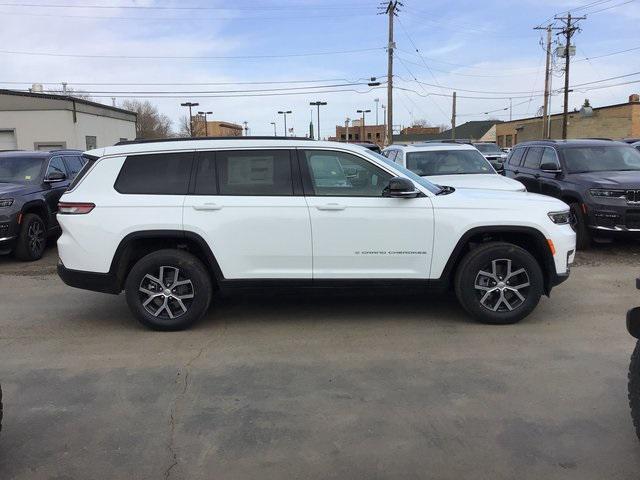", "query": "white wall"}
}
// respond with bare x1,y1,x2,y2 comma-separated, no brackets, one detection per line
0,109,136,151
